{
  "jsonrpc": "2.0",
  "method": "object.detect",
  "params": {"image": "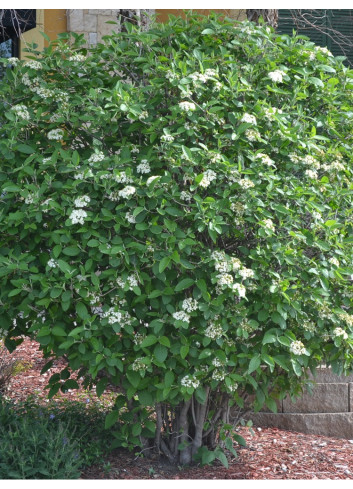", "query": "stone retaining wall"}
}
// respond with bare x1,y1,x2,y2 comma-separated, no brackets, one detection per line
248,368,353,439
